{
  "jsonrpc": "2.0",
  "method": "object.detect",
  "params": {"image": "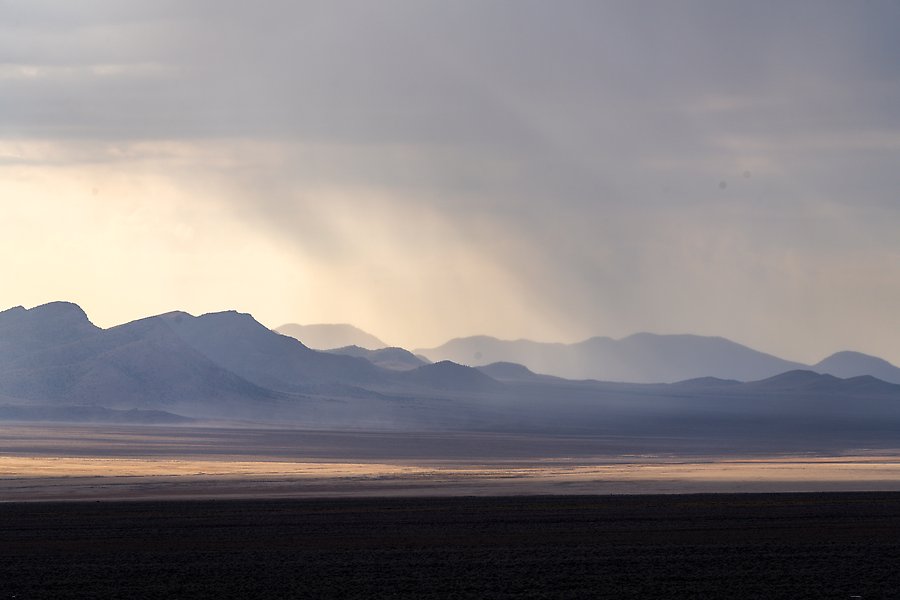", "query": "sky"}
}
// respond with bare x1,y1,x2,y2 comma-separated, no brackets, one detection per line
1,0,898,363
